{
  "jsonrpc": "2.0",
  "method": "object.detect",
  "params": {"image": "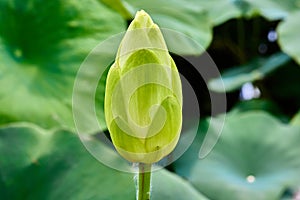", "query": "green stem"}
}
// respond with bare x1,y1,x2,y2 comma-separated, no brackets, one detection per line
137,163,152,200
